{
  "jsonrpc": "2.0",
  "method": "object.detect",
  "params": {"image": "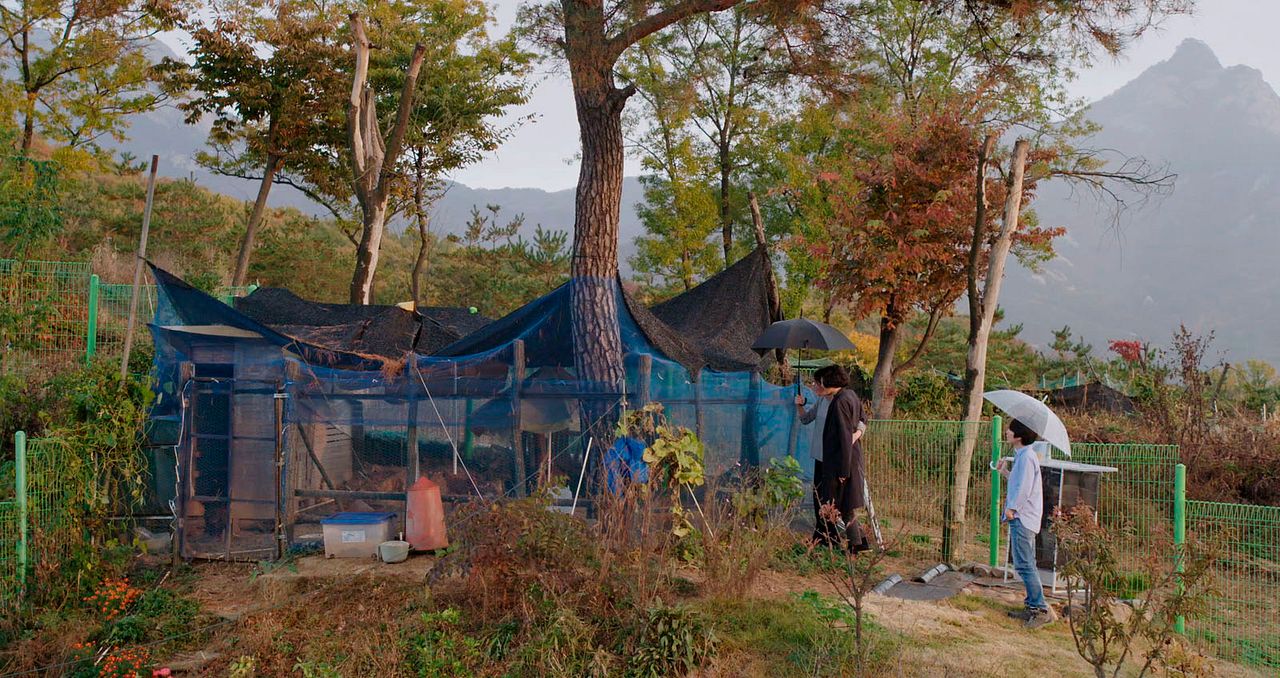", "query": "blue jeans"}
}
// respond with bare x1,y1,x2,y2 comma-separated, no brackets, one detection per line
1010,518,1047,611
